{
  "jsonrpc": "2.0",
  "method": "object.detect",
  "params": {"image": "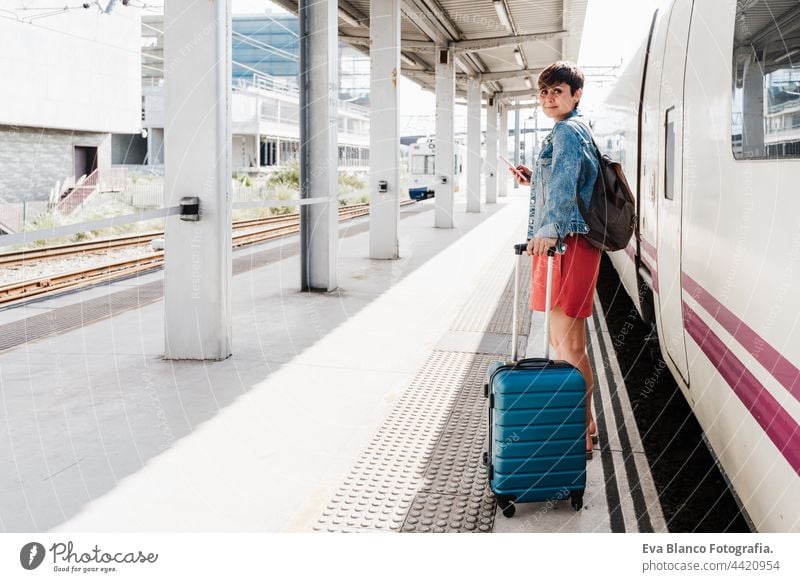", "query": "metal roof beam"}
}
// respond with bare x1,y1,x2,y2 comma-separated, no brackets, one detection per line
267,0,297,16
401,1,450,45
505,102,538,111
413,0,462,40
338,1,370,27
268,1,369,28
402,70,436,81
400,0,483,79
453,30,567,52
340,35,436,53
496,89,537,99
477,68,542,83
